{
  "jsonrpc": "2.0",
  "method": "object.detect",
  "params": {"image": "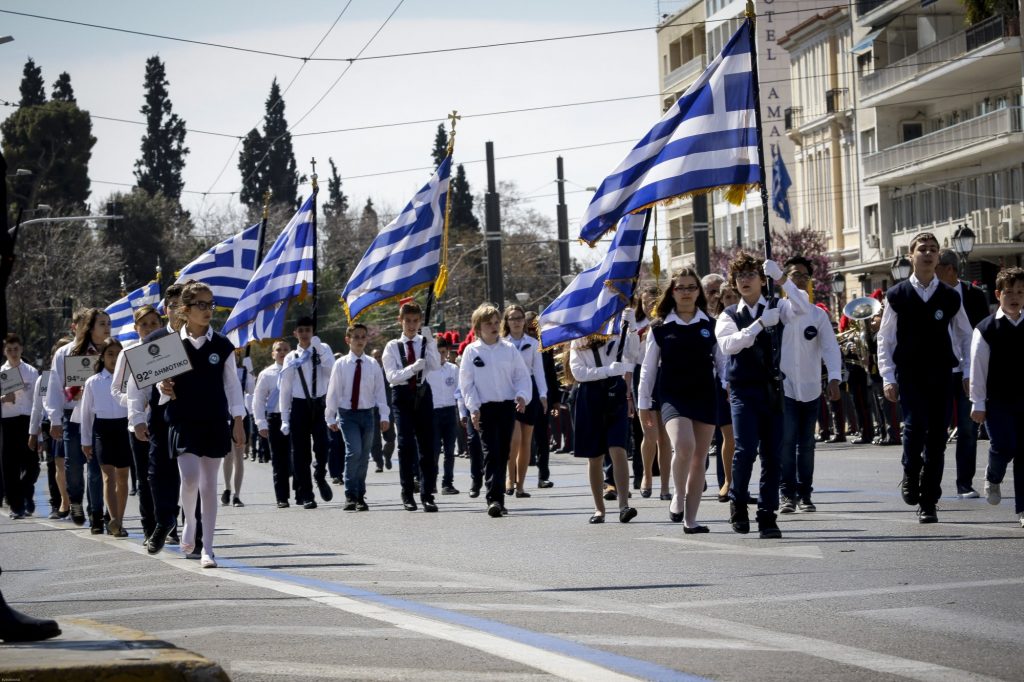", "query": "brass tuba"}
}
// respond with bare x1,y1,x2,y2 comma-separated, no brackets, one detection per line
842,297,882,373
